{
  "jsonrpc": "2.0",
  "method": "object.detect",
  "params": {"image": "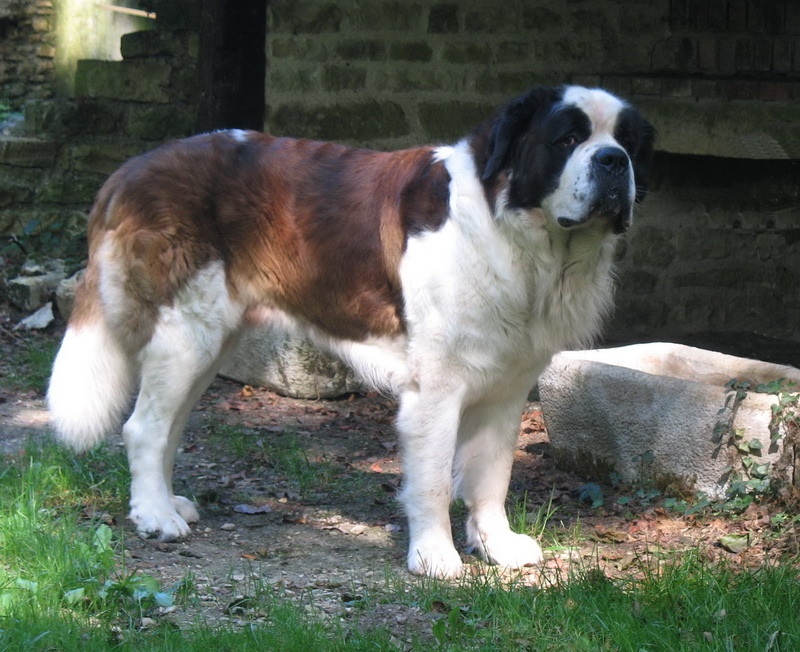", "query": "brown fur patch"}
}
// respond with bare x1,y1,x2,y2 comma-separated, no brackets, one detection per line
74,132,452,343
